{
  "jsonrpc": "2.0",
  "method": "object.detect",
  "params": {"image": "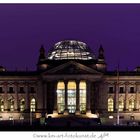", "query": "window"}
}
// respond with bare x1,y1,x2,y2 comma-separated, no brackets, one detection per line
8,87,14,93
130,87,134,93
0,87,3,93
109,87,114,93
119,87,124,93
8,98,14,111
20,98,25,112
19,87,25,93
0,99,4,112
119,99,124,111
67,81,76,113
57,82,65,113
129,99,135,111
108,98,114,112
79,81,86,113
30,87,35,93
30,98,36,112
